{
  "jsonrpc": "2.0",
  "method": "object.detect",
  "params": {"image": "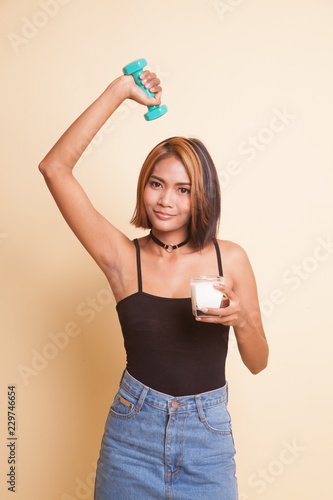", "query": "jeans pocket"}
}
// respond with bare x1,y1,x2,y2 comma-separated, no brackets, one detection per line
109,391,138,420
200,402,232,435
